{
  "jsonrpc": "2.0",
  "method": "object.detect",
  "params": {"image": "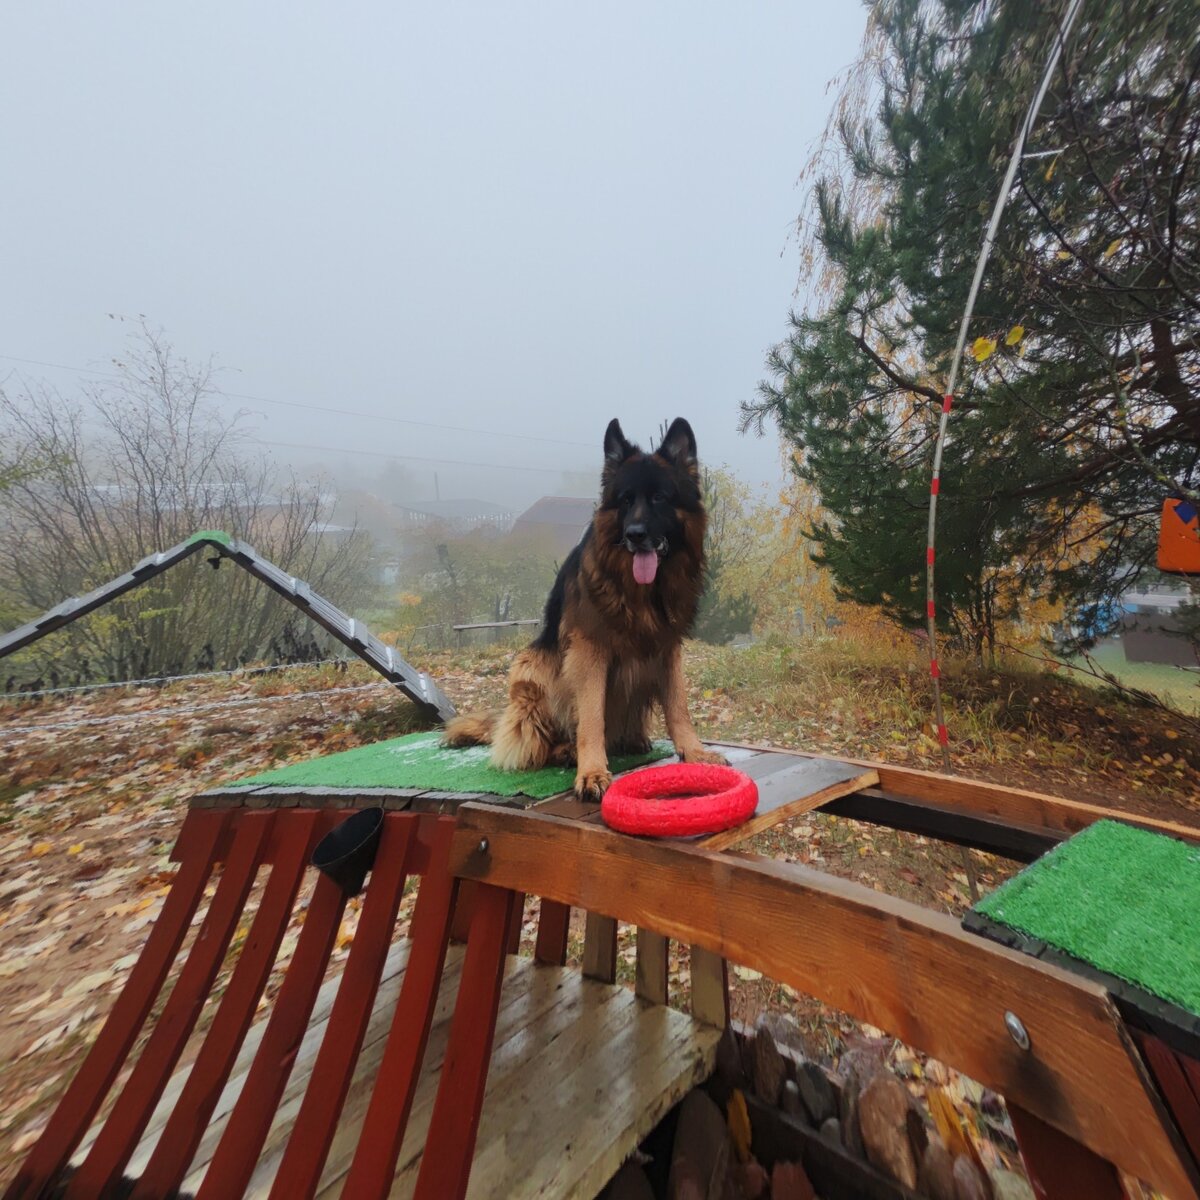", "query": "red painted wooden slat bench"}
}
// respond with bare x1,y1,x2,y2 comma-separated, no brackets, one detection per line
4,803,718,1200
